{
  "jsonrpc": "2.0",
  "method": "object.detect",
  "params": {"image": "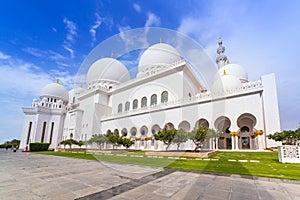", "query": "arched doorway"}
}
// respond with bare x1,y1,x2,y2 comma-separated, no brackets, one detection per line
140,125,148,148
130,127,137,148
214,116,231,149
164,122,174,130
130,127,137,137
178,121,191,132
151,124,161,148
151,124,160,135
237,113,257,149
121,128,128,137
195,118,209,129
